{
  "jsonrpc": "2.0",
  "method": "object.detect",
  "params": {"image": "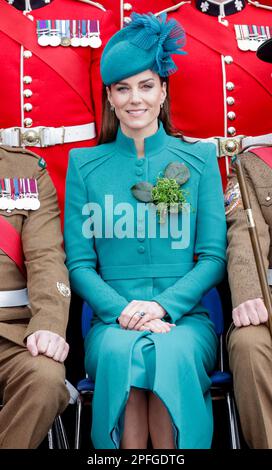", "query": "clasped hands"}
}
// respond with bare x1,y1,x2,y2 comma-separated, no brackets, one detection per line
117,300,176,333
